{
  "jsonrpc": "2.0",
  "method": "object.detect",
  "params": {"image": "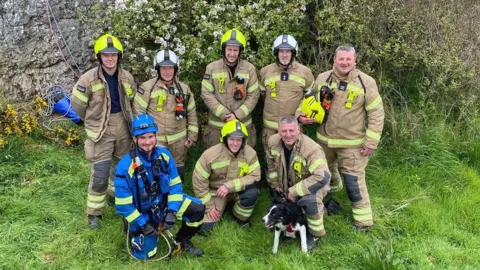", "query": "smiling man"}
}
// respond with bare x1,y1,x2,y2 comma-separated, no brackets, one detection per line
71,34,136,229
133,50,198,181
201,29,259,149
266,115,331,251
192,120,261,234
313,44,384,231
259,34,315,151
